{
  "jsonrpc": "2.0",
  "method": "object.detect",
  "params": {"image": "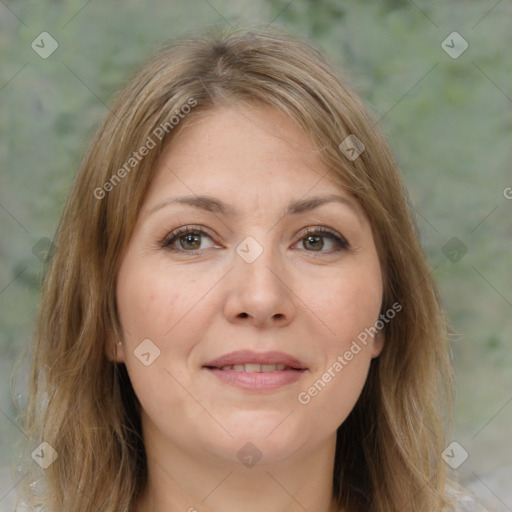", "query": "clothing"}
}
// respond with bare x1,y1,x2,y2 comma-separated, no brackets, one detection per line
450,487,490,511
